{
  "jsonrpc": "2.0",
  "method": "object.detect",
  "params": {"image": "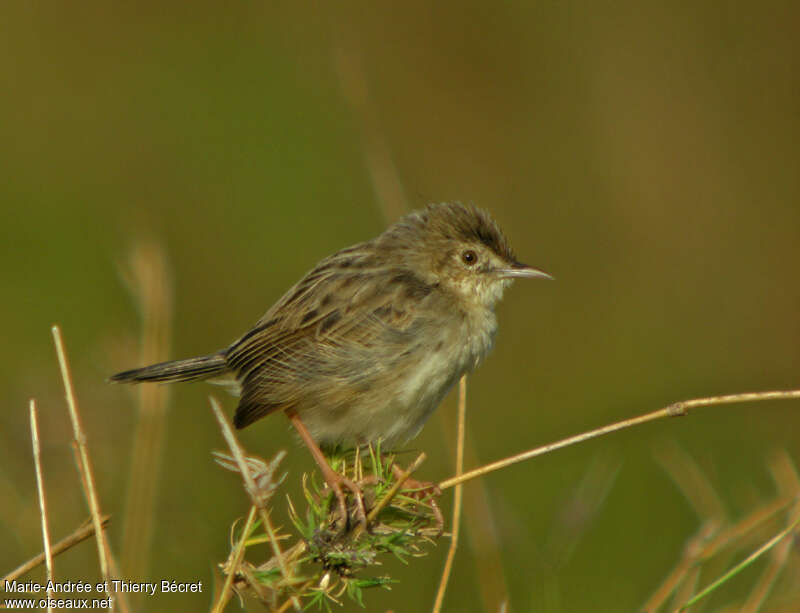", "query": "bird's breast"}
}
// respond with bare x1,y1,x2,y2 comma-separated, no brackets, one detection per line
378,307,498,444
